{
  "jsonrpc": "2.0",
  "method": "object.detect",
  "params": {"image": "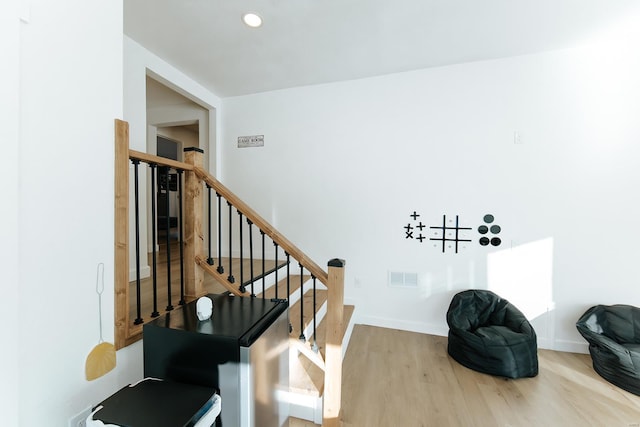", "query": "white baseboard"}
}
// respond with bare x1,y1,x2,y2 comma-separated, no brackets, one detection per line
356,314,590,354
536,336,553,350
342,309,356,359
357,314,448,337
553,339,589,354
285,392,322,424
